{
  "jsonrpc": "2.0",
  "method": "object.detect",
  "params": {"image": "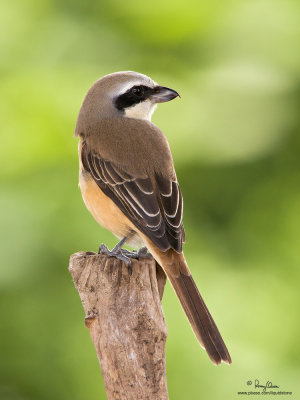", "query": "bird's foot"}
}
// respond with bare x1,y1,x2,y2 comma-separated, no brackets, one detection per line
121,247,152,260
98,243,133,273
98,244,152,275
